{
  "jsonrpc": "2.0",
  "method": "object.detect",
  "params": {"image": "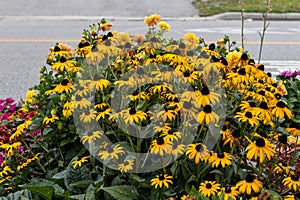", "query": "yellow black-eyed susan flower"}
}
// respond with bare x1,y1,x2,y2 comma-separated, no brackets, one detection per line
256,101,274,126
95,103,112,120
161,130,182,141
118,159,134,173
209,152,232,168
150,137,172,156
153,122,172,133
43,114,59,125
179,70,200,84
274,163,295,175
271,100,293,119
245,135,275,163
170,143,185,157
197,105,219,125
196,86,221,107
198,181,221,197
218,186,240,200
63,101,73,118
54,79,74,94
98,144,124,160
72,95,91,109
74,81,90,97
186,143,210,164
283,195,297,200
129,91,149,102
150,174,173,189
72,156,90,169
283,175,300,192
0,165,11,177
123,108,147,124
223,130,241,148
81,131,103,145
236,174,263,195
235,111,259,127
52,56,78,72
239,101,257,112
286,126,300,137
80,109,96,123
155,106,178,122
